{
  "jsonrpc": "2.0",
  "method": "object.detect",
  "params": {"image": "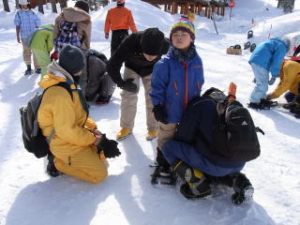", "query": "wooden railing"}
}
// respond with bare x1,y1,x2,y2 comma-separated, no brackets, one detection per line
142,0,228,18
